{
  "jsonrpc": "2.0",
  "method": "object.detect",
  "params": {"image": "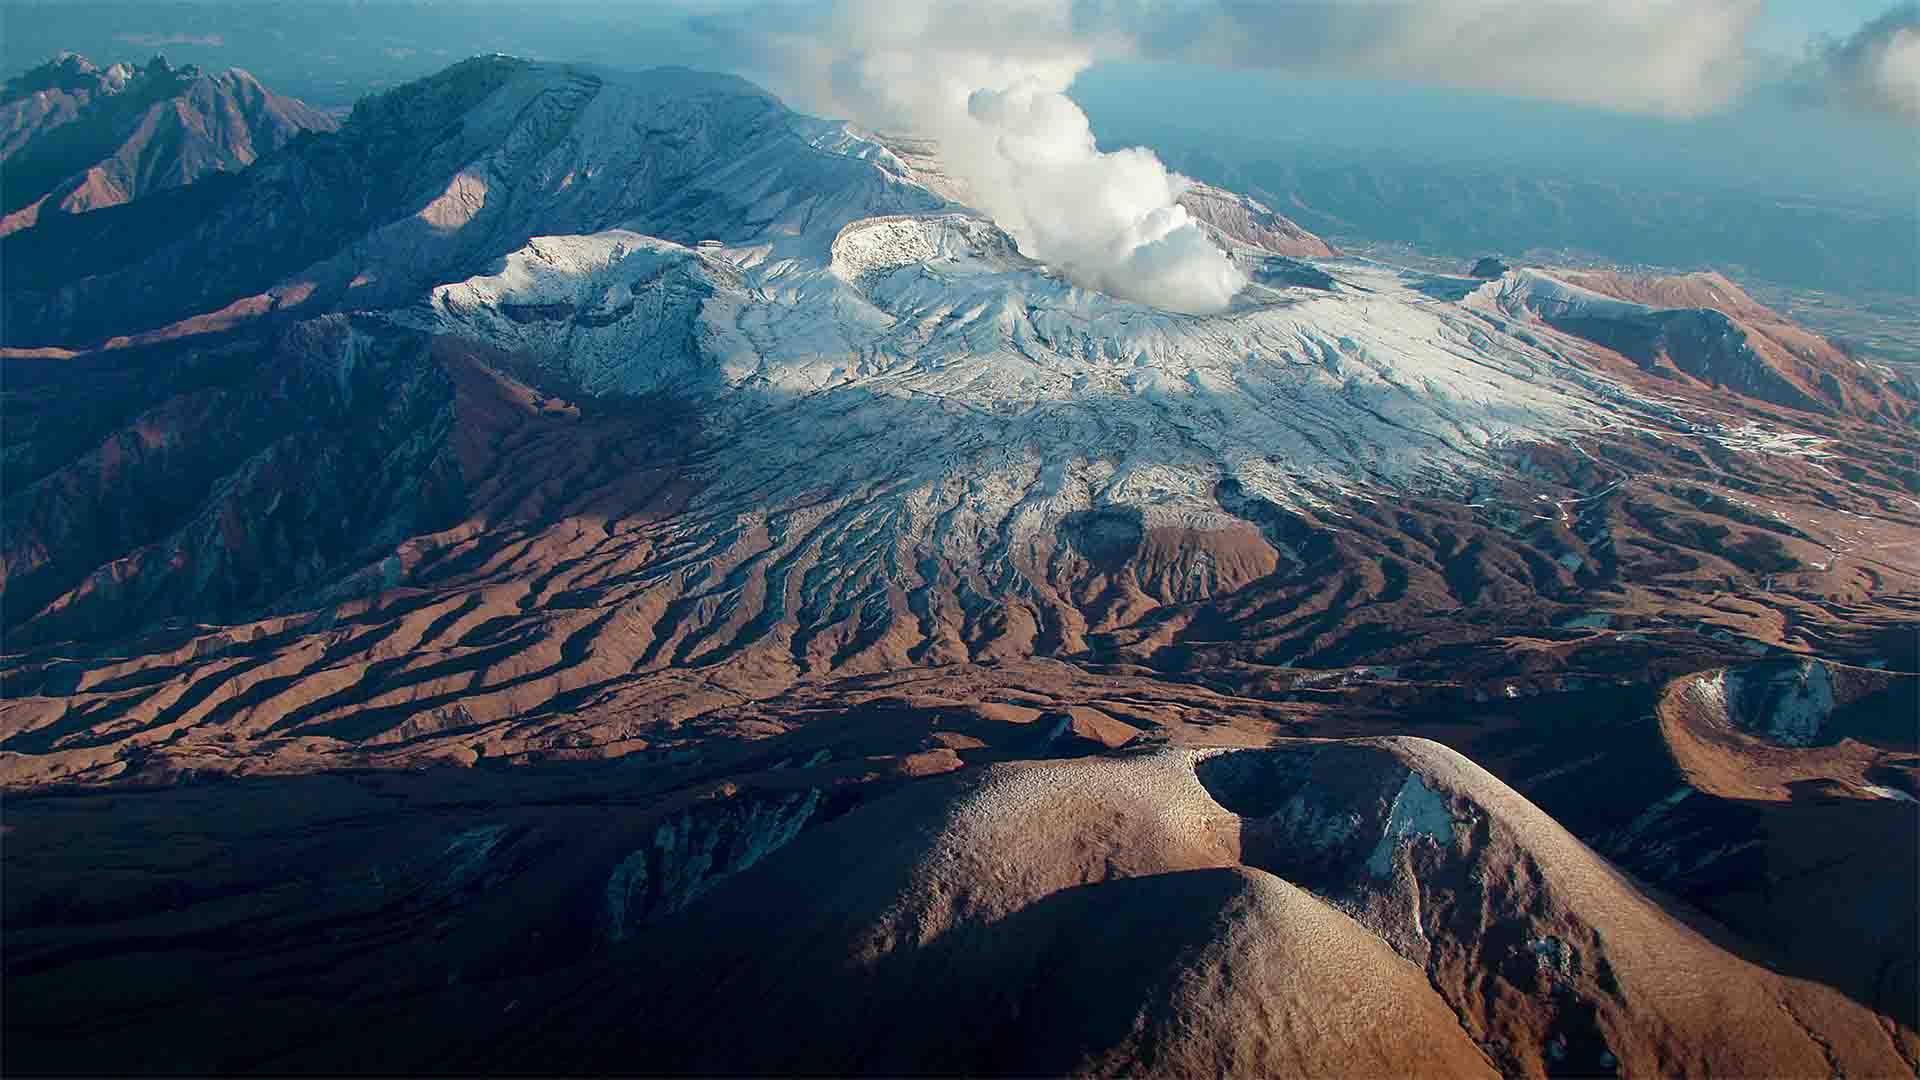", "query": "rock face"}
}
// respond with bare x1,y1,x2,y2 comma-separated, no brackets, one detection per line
0,52,336,235
602,785,823,937
2,56,1917,1077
